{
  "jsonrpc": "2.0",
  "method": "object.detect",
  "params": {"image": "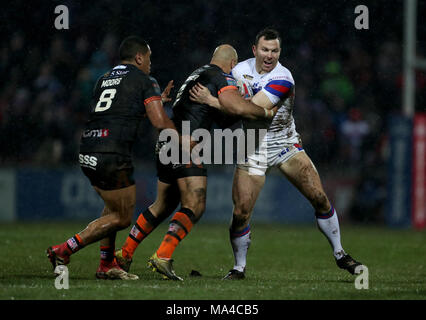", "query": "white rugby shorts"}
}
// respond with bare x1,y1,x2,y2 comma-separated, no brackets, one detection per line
237,141,304,176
